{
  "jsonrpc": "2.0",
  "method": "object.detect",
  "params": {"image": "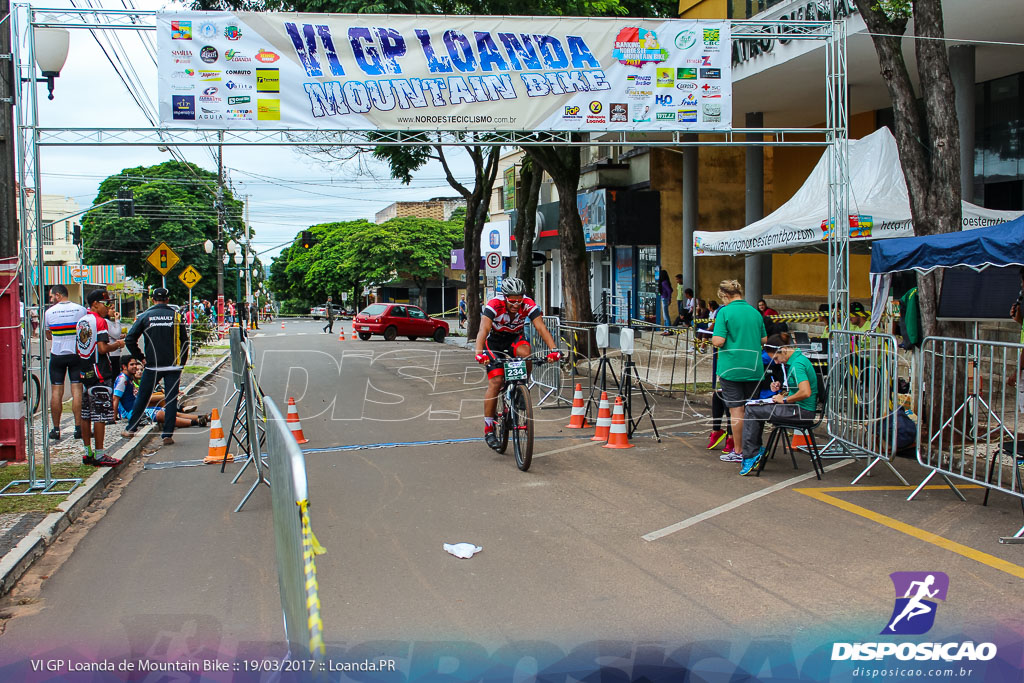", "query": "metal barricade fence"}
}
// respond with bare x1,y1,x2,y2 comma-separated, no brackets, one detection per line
826,330,907,485
525,315,567,406
264,395,327,658
908,336,1024,543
